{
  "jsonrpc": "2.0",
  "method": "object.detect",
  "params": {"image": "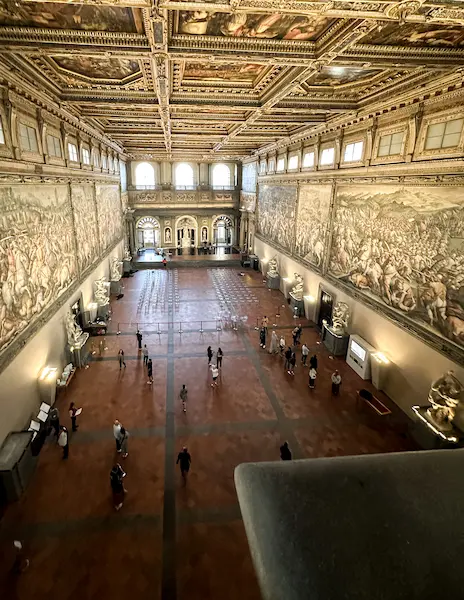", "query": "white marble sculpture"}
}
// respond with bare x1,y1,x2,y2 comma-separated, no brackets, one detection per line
267,256,279,278
110,256,123,282
427,371,464,431
94,277,110,306
332,302,350,333
65,311,89,349
290,273,304,301
123,246,132,261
